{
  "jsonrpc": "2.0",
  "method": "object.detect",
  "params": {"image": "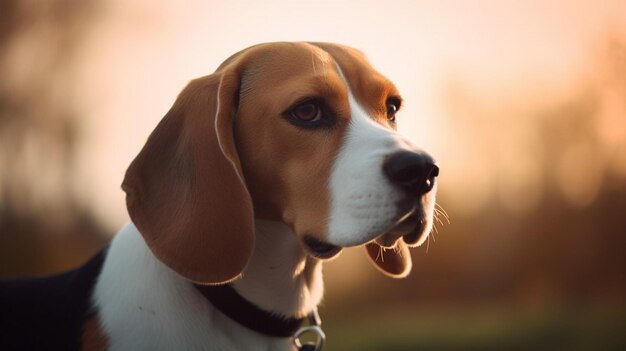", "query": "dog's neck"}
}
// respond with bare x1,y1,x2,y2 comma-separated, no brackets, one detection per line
95,222,322,350
233,220,324,319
